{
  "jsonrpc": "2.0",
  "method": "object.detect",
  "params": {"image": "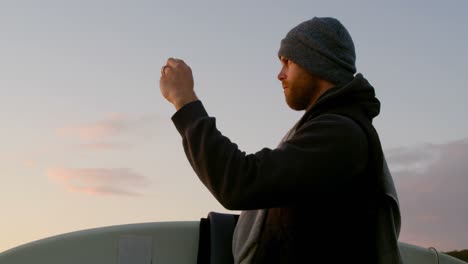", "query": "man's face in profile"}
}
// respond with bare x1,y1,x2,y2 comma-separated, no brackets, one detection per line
277,56,321,111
